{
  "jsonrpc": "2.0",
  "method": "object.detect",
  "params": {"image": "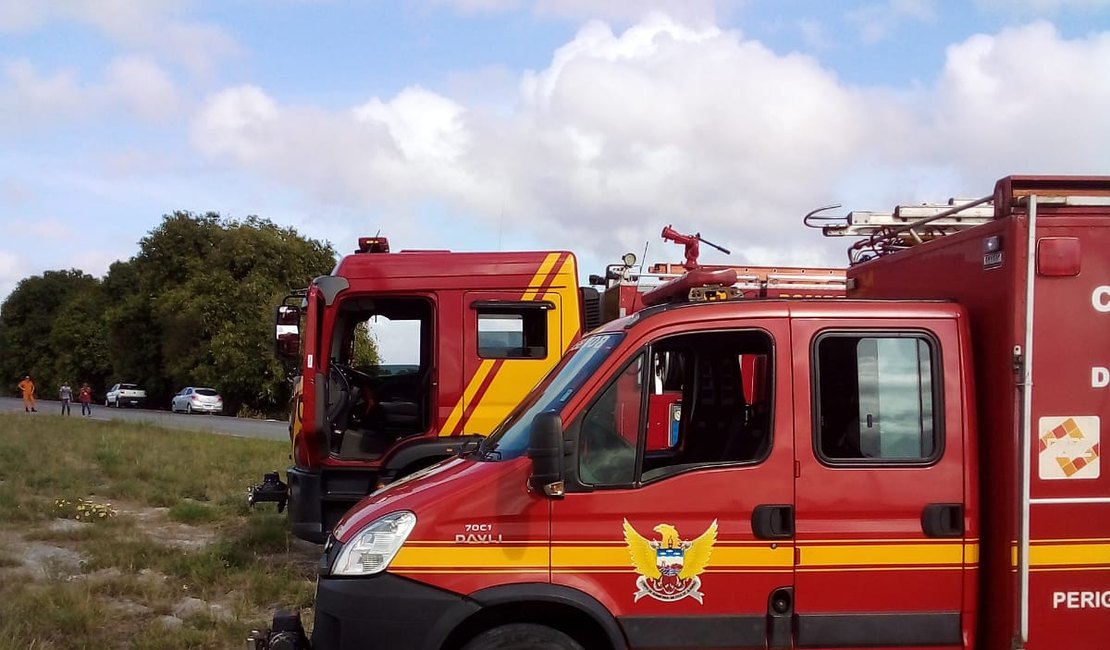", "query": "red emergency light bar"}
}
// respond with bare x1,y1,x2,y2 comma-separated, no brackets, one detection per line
357,237,390,254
